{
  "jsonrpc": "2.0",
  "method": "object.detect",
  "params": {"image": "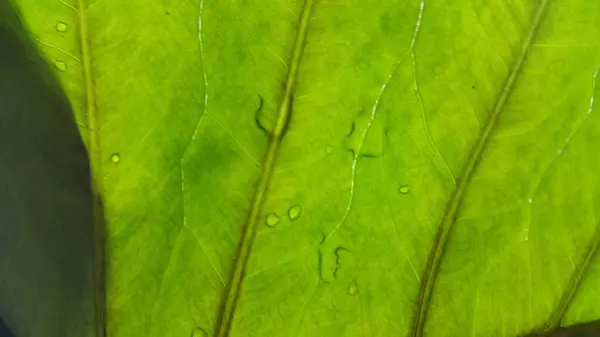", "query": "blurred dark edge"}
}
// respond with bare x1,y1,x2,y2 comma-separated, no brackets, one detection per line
1,1,97,336
0,318,14,337
523,319,600,337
